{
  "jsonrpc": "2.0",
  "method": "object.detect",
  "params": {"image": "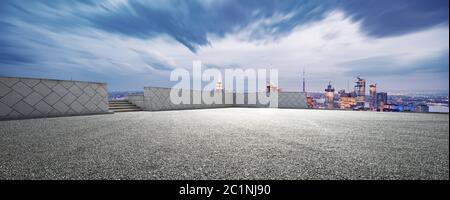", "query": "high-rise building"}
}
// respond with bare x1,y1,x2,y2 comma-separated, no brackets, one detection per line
354,77,366,108
369,84,377,110
376,92,388,111
324,82,335,109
